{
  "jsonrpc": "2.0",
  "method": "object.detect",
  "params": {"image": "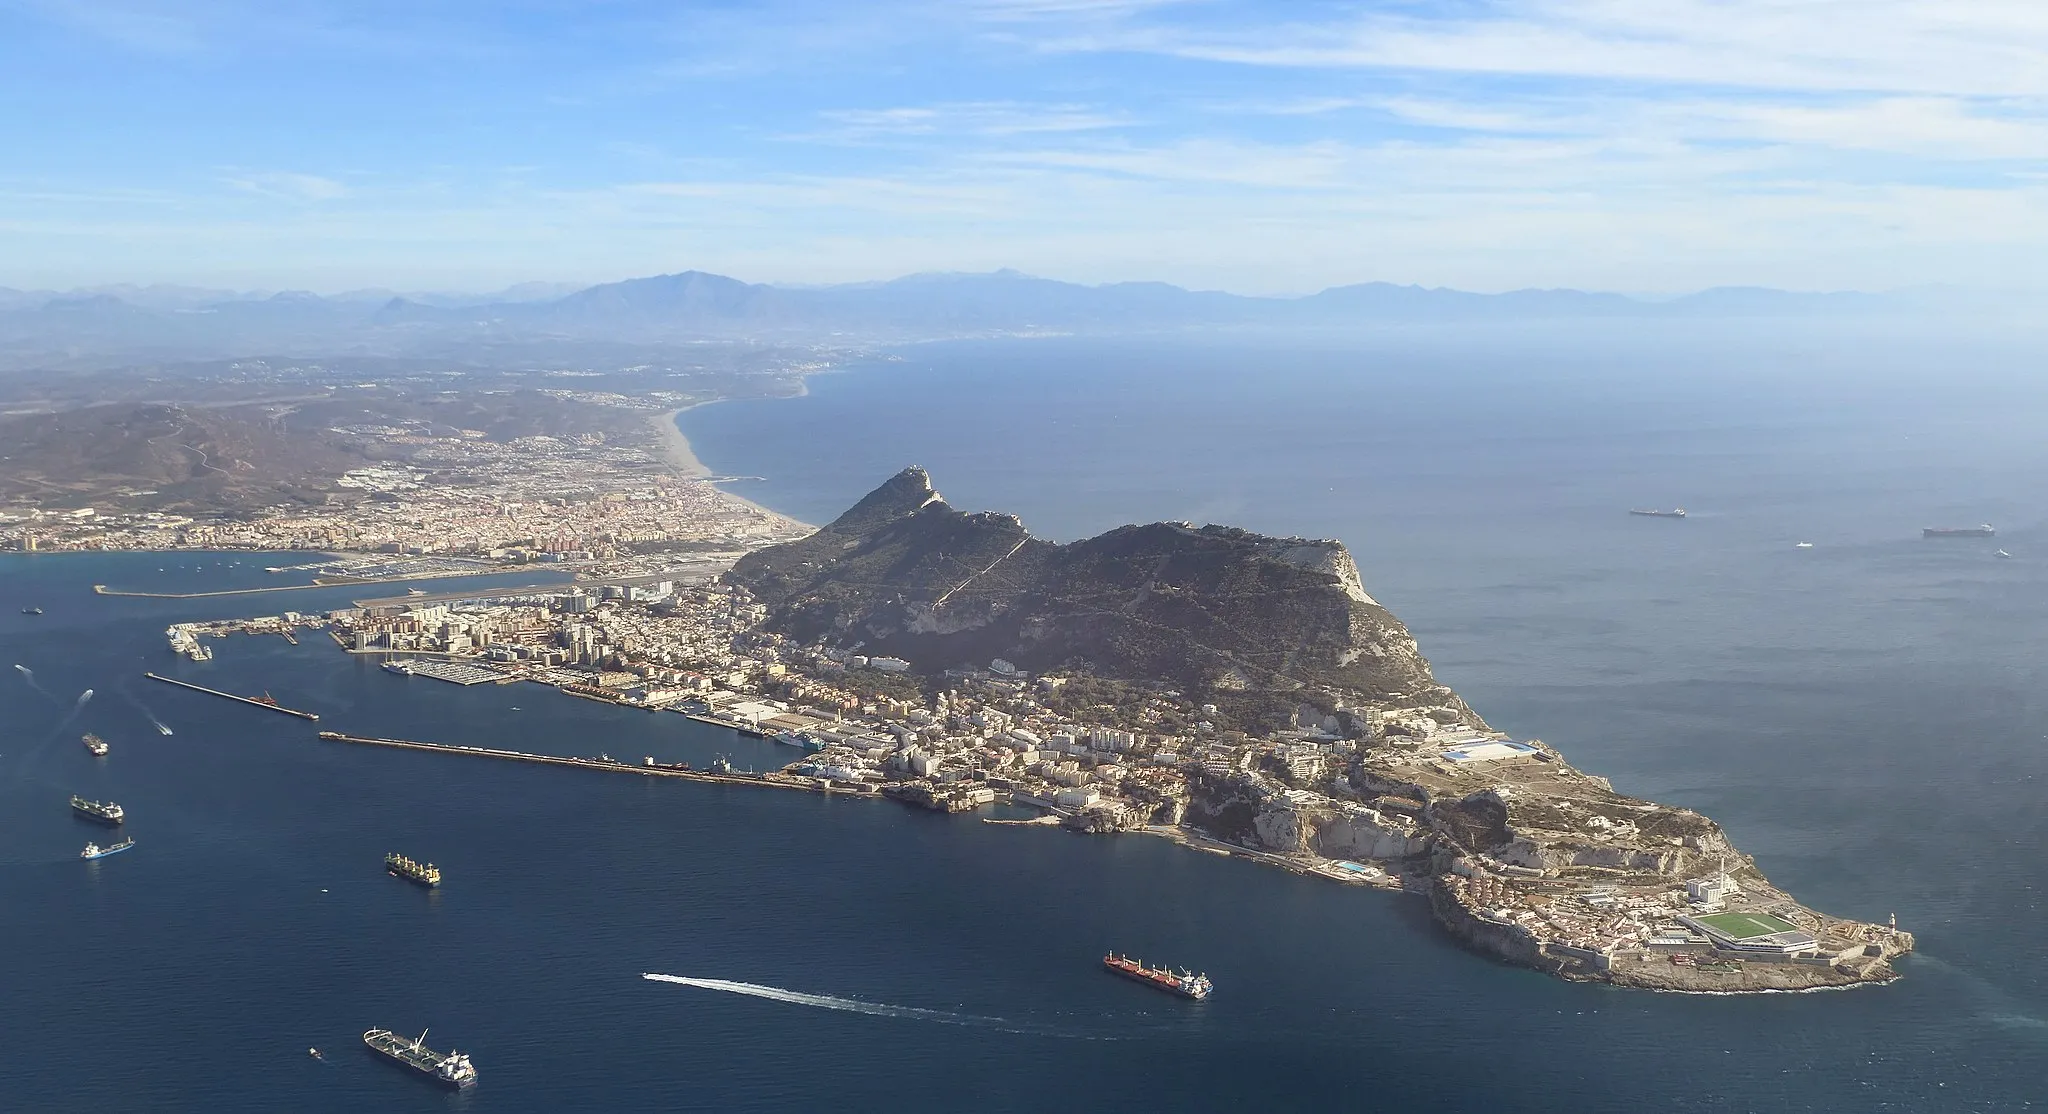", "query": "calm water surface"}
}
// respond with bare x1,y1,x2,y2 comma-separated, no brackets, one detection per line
5,323,2047,1111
